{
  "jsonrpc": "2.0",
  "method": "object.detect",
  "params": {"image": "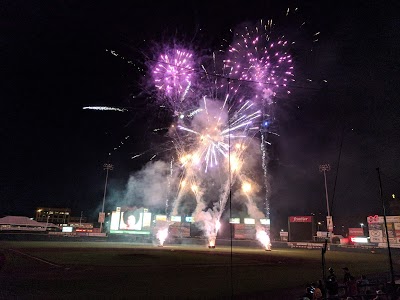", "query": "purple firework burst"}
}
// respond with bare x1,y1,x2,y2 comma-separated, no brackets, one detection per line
225,20,294,100
152,48,195,98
